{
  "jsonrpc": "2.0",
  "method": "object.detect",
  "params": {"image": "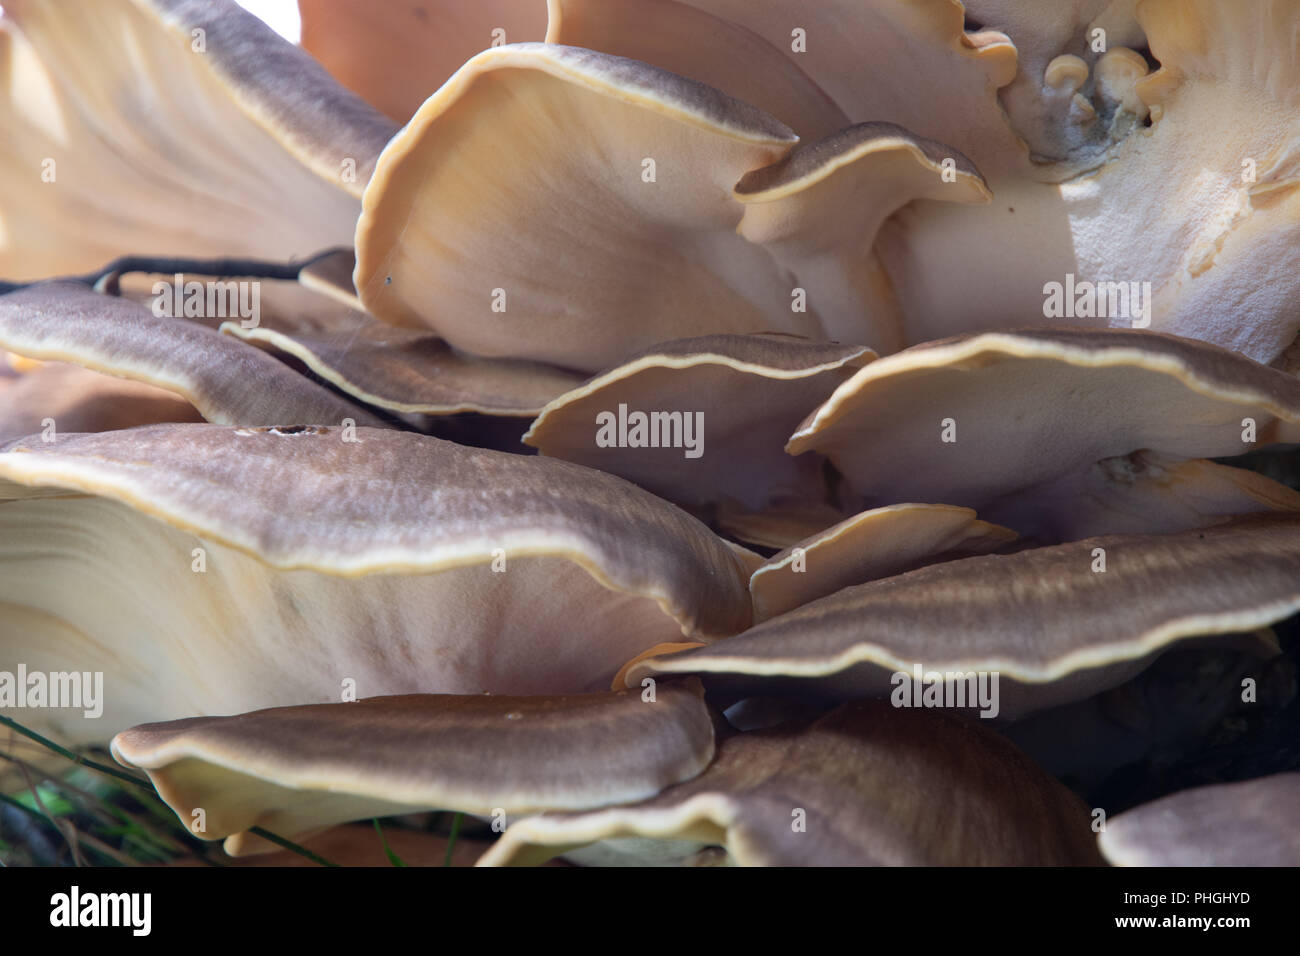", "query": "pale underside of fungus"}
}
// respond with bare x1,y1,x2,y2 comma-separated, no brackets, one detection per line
0,0,1298,869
